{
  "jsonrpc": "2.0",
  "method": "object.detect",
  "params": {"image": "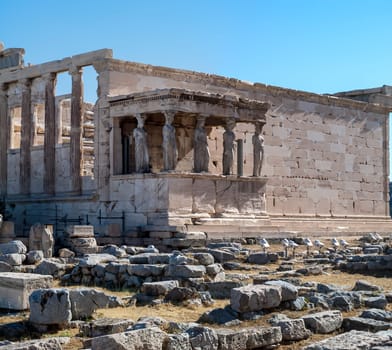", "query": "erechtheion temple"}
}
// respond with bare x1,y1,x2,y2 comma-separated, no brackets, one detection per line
1,47,392,243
